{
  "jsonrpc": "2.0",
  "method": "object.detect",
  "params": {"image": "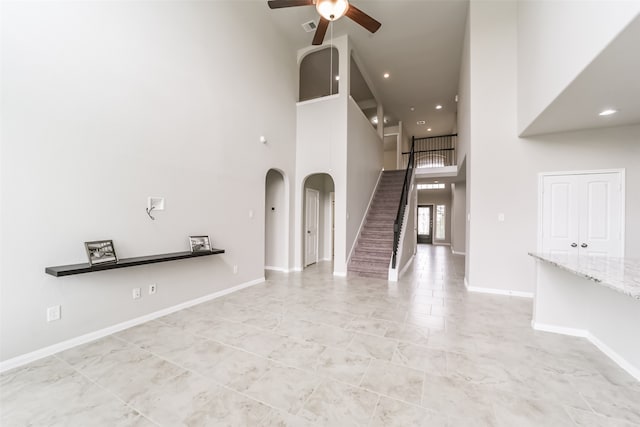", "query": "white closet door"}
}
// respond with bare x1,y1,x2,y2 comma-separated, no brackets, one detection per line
541,171,624,257
578,172,623,257
542,175,580,255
